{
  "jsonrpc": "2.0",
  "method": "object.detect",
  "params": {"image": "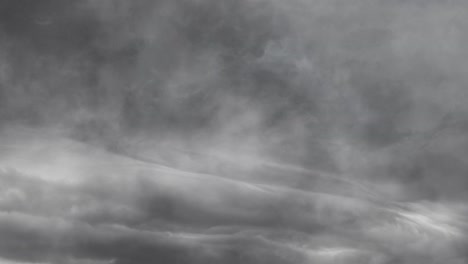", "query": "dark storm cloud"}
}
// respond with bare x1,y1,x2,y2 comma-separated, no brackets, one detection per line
1,0,468,263
0,211,313,264
0,136,383,230
0,0,96,52
0,136,467,263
